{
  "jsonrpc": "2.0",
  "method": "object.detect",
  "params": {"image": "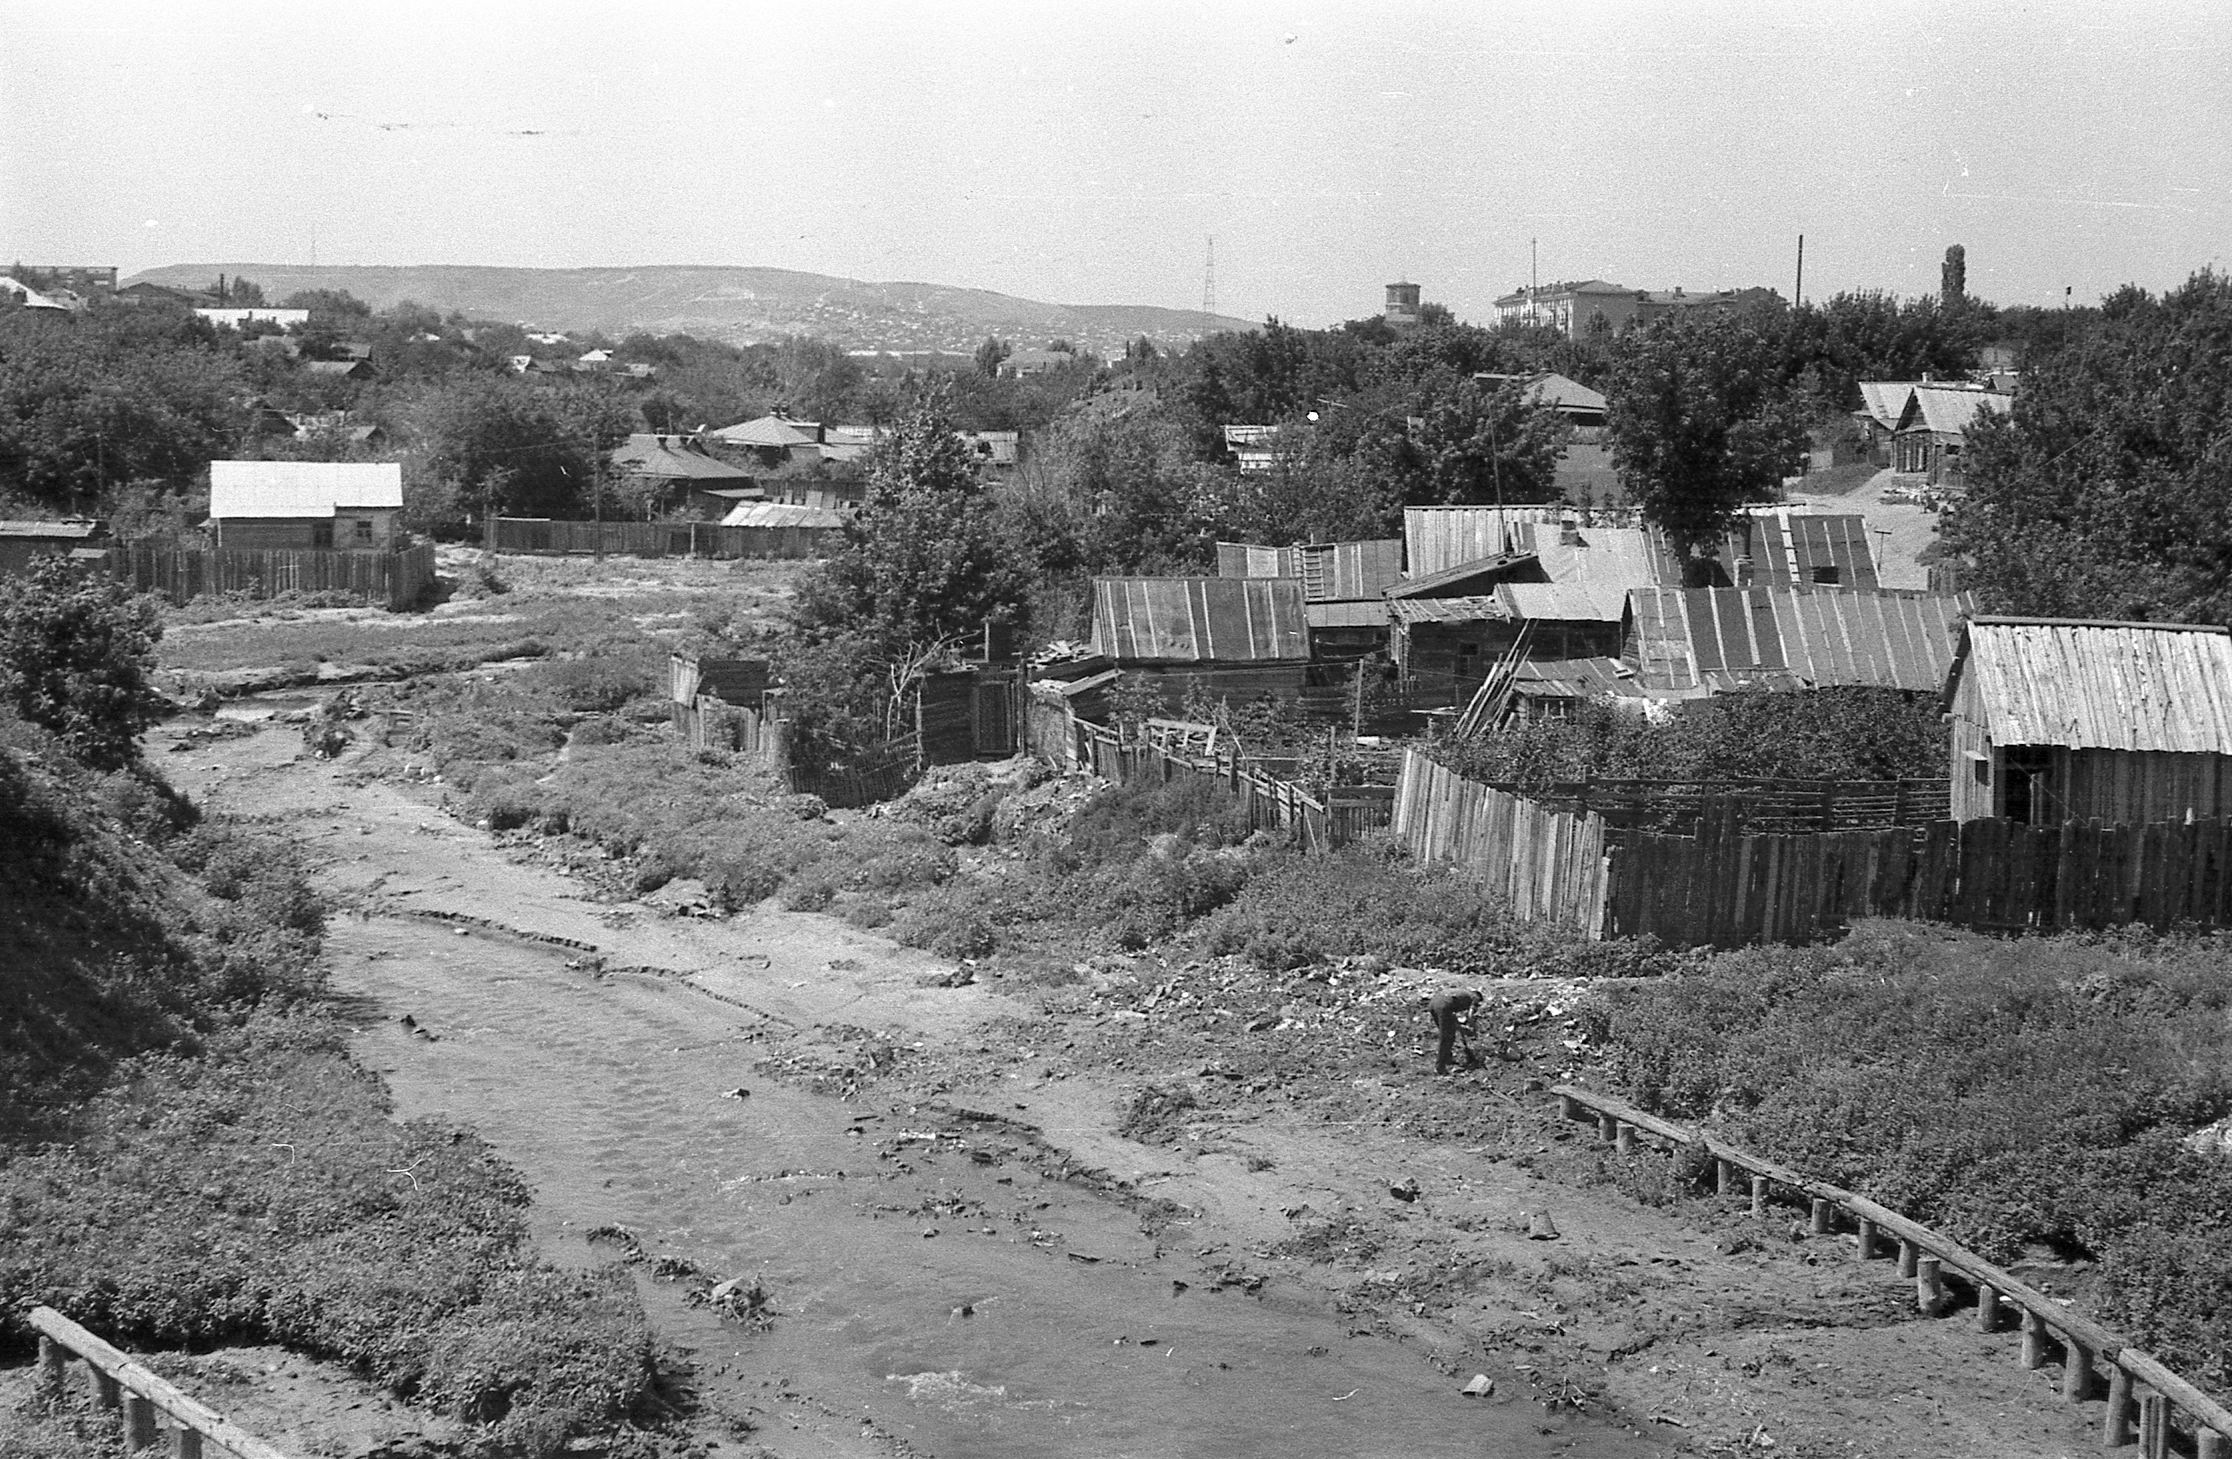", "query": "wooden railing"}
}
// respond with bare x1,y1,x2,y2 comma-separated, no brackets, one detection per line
29,1306,294,1459
1548,1088,2232,1457
1068,717,1394,850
